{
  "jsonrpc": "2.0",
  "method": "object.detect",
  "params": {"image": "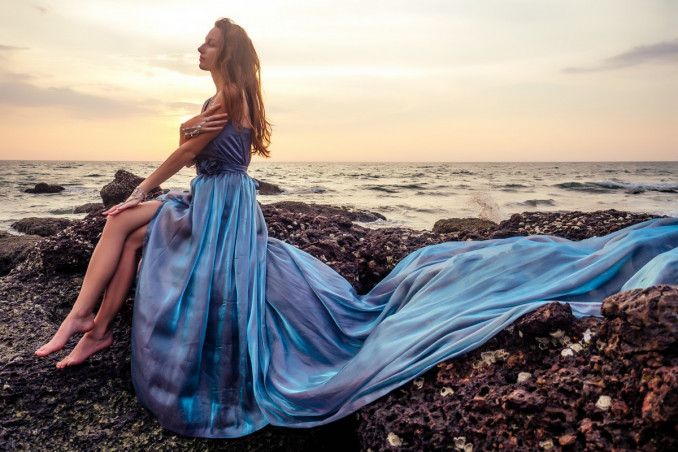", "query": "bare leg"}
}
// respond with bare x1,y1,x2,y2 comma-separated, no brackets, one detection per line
56,225,147,368
35,201,161,357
